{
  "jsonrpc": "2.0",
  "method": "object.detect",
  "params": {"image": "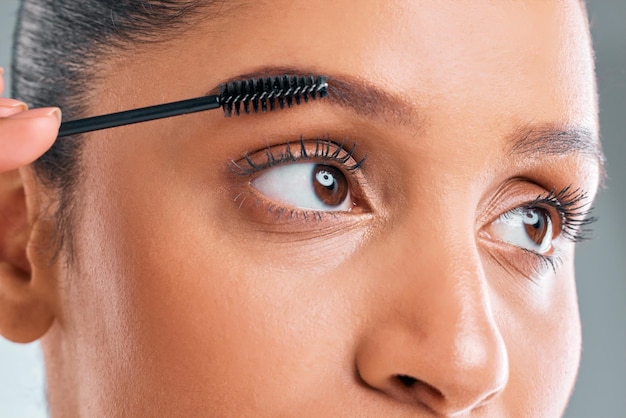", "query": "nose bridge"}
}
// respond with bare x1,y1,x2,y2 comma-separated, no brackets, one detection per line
390,198,493,340
414,237,495,353
356,205,509,414
406,228,506,374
